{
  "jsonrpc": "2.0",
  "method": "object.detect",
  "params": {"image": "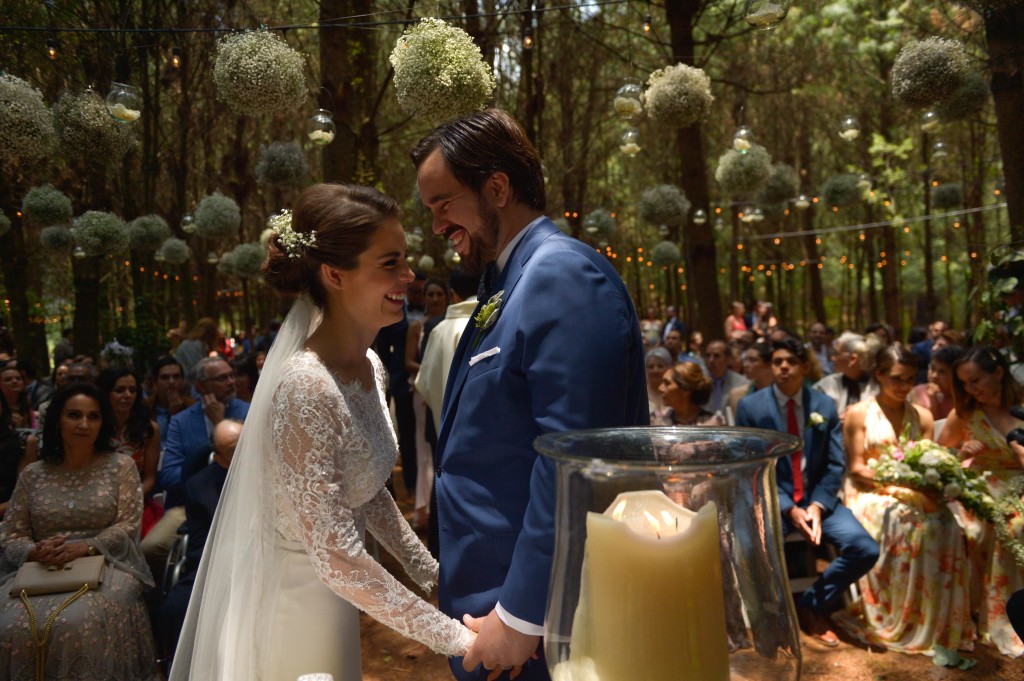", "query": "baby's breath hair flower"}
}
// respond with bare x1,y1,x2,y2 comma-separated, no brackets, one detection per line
218,242,265,279
22,184,73,227
715,143,772,197
270,209,316,259
936,71,990,122
0,211,11,238
72,210,129,256
0,74,56,164
214,30,308,116
582,209,616,237
255,141,309,187
54,90,136,159
128,214,172,251
643,63,714,129
638,184,691,227
389,18,496,125
158,237,191,265
820,173,864,208
195,192,241,241
651,241,682,267
891,37,971,109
